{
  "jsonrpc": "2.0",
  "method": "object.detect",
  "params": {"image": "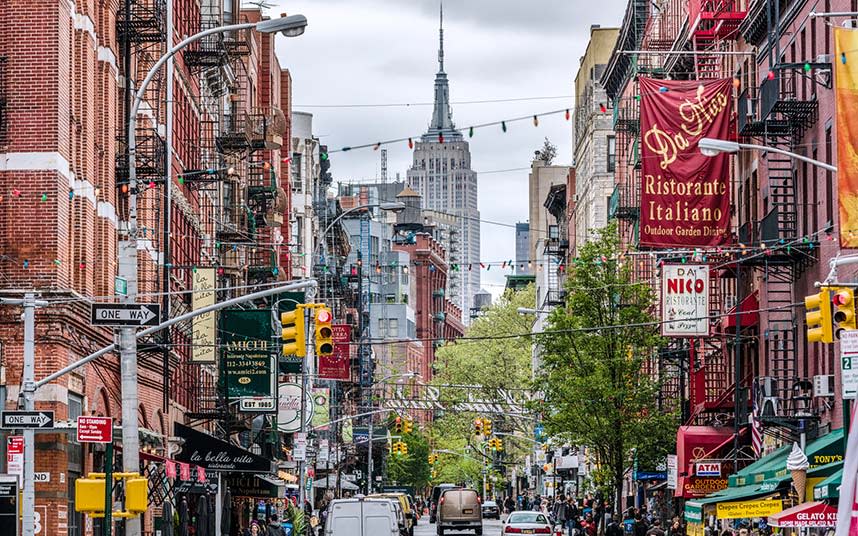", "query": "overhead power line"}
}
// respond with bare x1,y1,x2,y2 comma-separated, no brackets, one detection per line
295,95,574,109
